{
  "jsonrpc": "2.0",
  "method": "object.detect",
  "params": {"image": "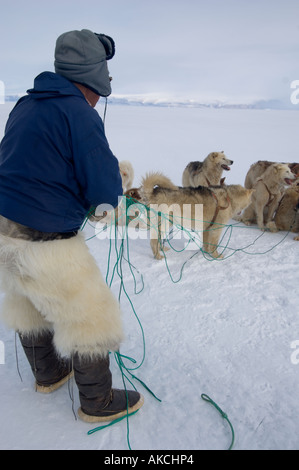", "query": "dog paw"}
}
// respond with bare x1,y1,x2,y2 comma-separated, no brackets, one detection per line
266,221,278,233
205,249,223,259
294,235,299,241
